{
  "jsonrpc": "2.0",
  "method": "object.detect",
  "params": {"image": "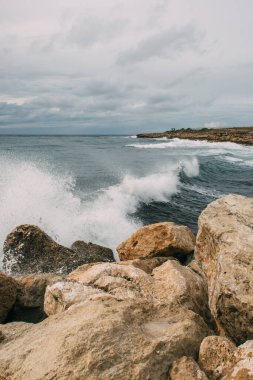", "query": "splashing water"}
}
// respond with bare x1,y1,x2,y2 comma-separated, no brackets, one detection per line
0,156,199,262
